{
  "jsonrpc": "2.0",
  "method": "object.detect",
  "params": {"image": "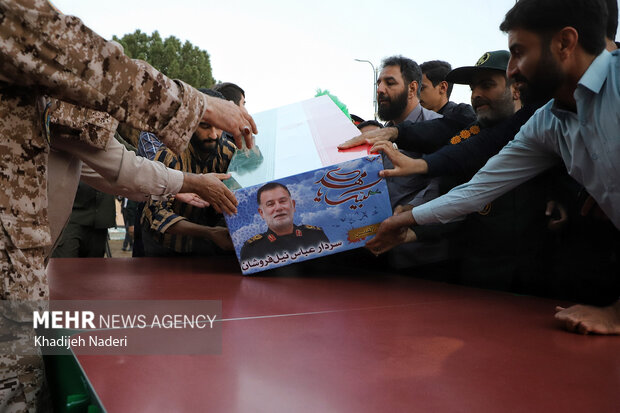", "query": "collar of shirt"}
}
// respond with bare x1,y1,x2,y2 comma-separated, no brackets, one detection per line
578,50,611,94
404,103,424,123
385,103,424,127
550,50,611,119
